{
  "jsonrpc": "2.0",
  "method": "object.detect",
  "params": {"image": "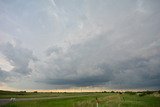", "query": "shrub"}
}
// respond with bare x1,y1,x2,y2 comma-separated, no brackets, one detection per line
145,90,154,95
138,93,146,97
125,91,136,95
